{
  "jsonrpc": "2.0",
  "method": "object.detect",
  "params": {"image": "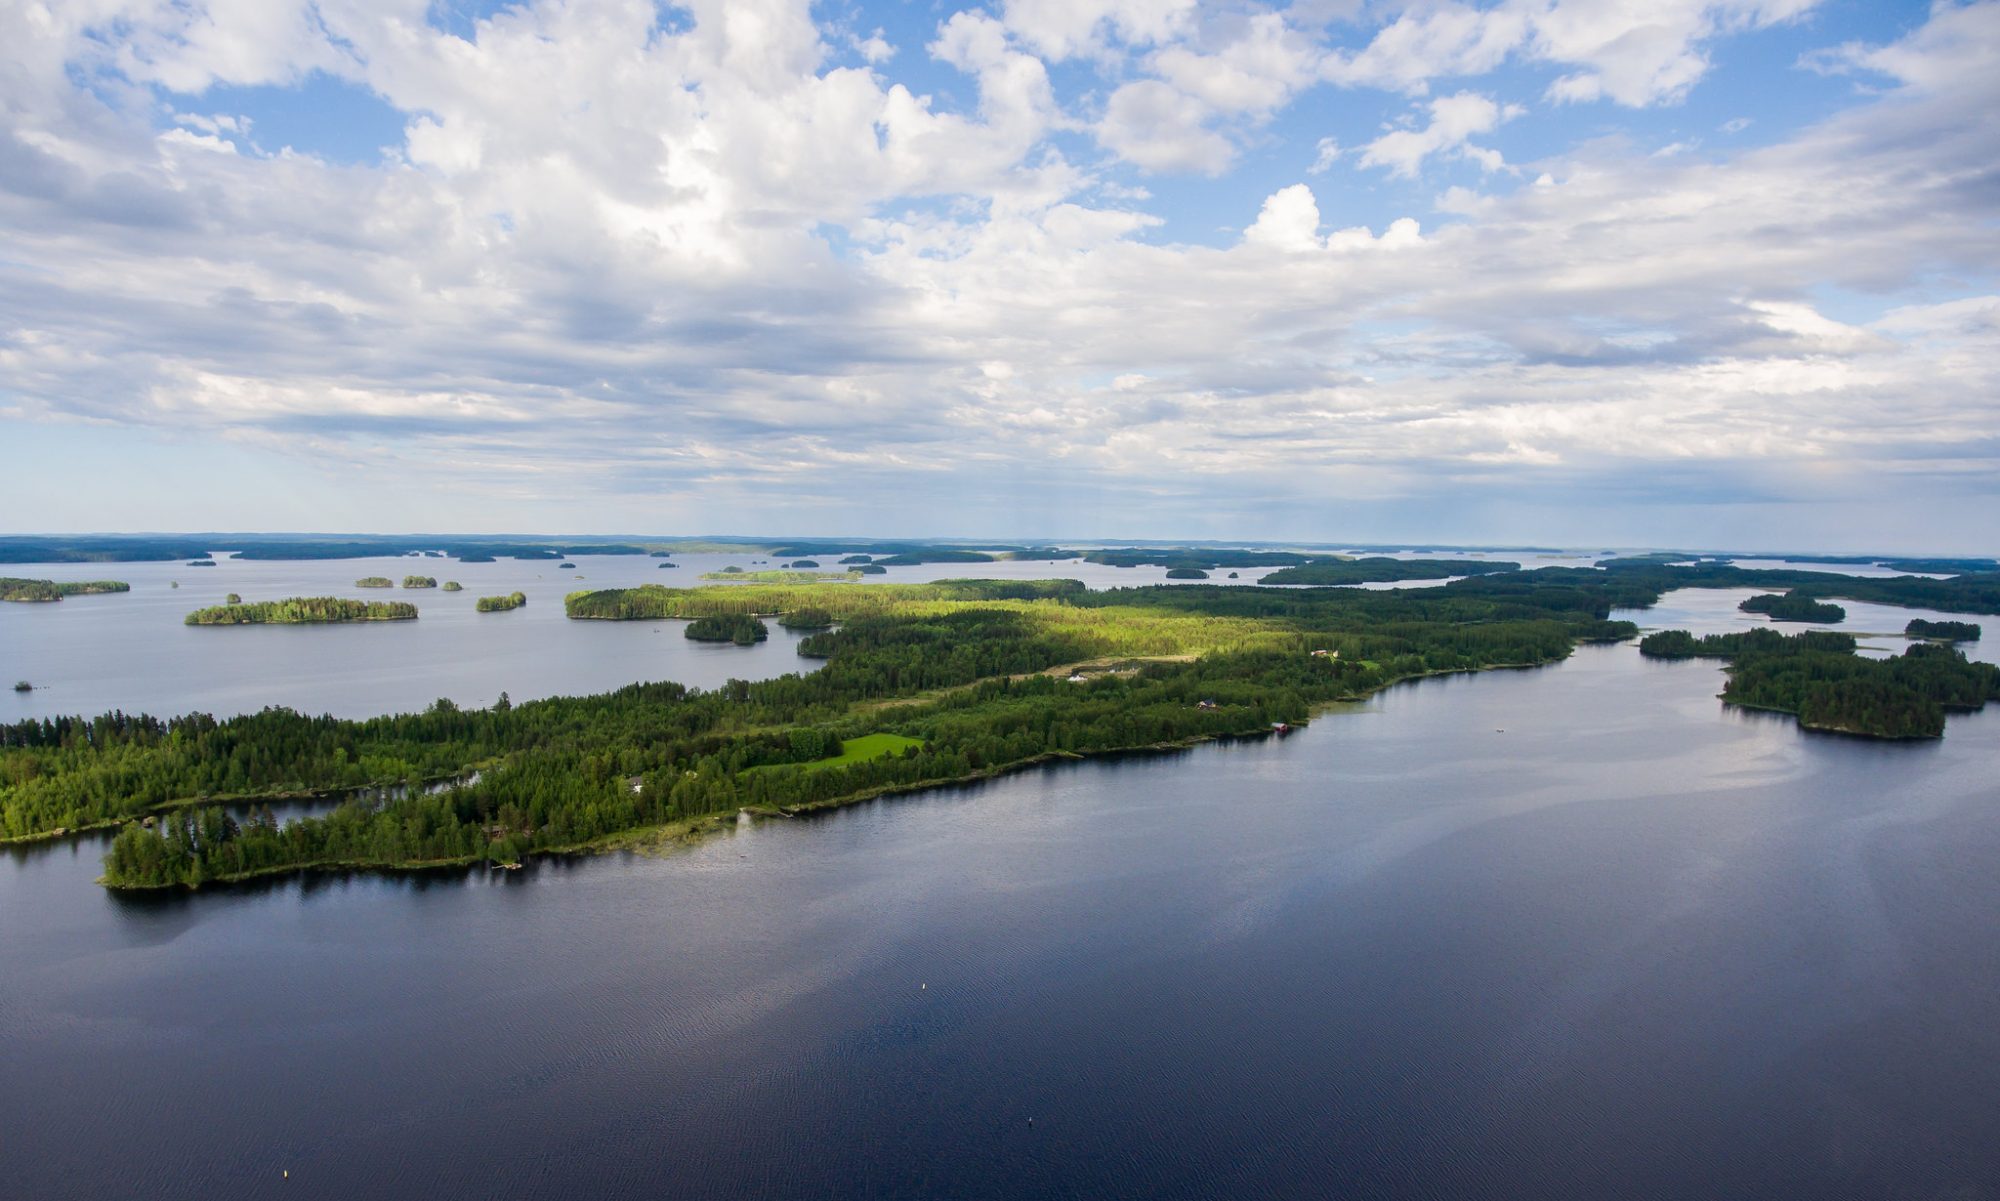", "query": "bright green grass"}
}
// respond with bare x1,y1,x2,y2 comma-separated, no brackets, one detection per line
807,733,924,770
